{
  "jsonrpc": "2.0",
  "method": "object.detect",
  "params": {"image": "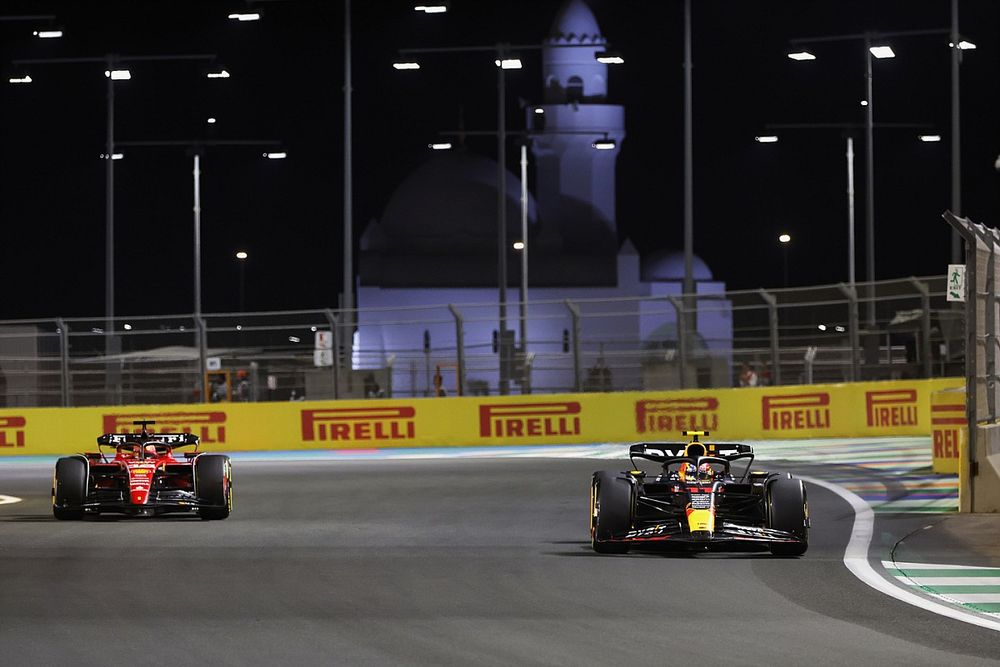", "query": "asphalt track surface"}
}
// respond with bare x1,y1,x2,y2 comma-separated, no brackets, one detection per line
1,457,1000,666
